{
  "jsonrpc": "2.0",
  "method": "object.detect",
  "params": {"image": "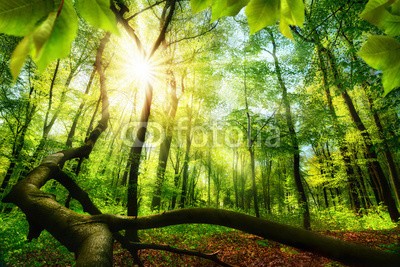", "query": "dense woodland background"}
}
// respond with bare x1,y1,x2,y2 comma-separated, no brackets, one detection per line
1,0,400,266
